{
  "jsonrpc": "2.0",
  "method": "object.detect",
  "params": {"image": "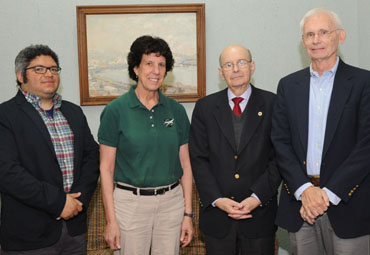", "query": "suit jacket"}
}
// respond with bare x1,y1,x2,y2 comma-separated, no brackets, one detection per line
189,85,281,239
272,59,370,238
0,91,100,251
